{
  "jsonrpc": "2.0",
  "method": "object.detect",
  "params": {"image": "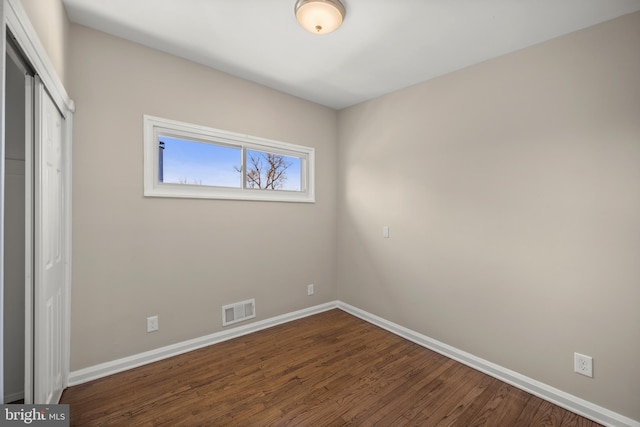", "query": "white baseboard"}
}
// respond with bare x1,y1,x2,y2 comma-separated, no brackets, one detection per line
336,302,639,427
68,301,339,386
68,300,638,427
